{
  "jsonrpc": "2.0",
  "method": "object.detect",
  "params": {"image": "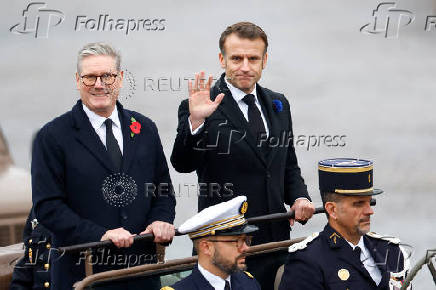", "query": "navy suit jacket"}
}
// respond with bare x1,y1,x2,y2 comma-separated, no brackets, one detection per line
171,73,310,245
31,100,175,288
167,265,261,290
279,224,405,290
